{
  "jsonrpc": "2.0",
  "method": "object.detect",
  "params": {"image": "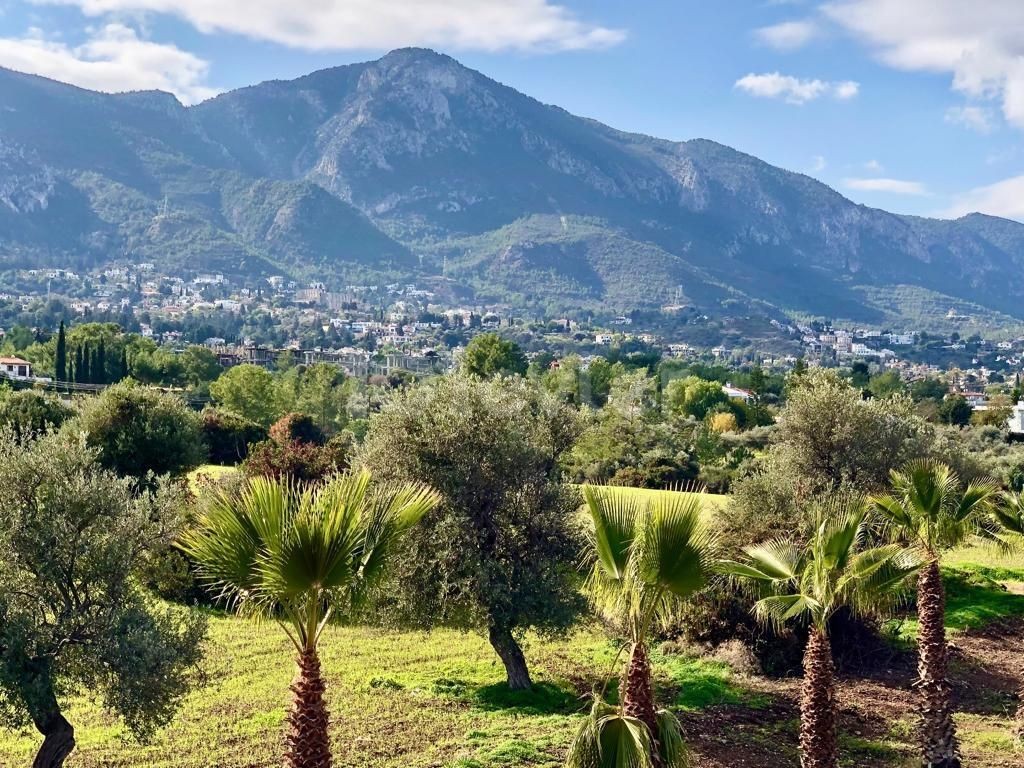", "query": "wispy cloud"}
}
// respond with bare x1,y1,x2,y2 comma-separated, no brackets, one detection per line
843,177,930,195
863,159,884,173
734,72,859,104
944,105,995,134
0,23,217,103
33,0,626,52
754,19,819,50
810,155,827,172
944,174,1024,220
824,0,1024,129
